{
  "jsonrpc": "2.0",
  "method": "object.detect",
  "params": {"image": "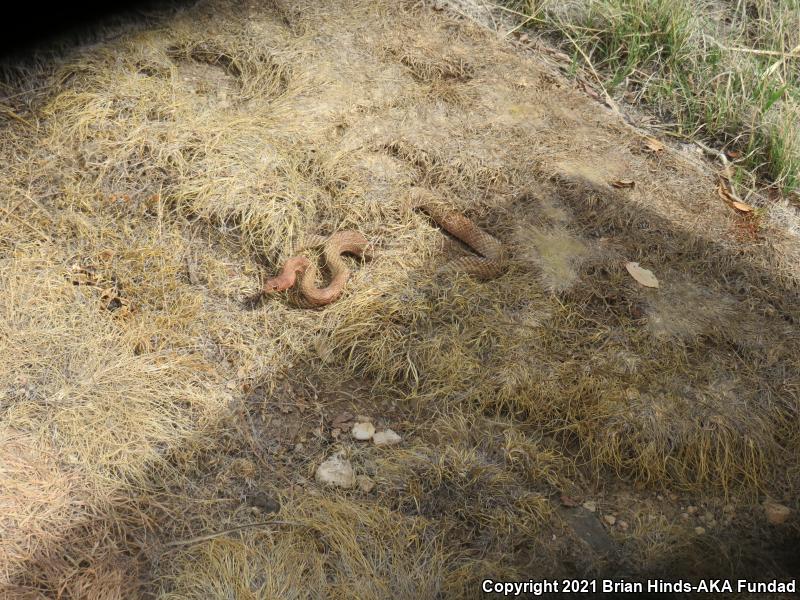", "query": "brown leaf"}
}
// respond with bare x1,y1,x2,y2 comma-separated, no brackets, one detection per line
644,137,665,153
578,79,601,101
625,262,660,288
332,411,354,427
717,182,736,204
560,493,580,507
98,249,115,262
717,182,751,212
725,149,742,160
611,179,636,189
